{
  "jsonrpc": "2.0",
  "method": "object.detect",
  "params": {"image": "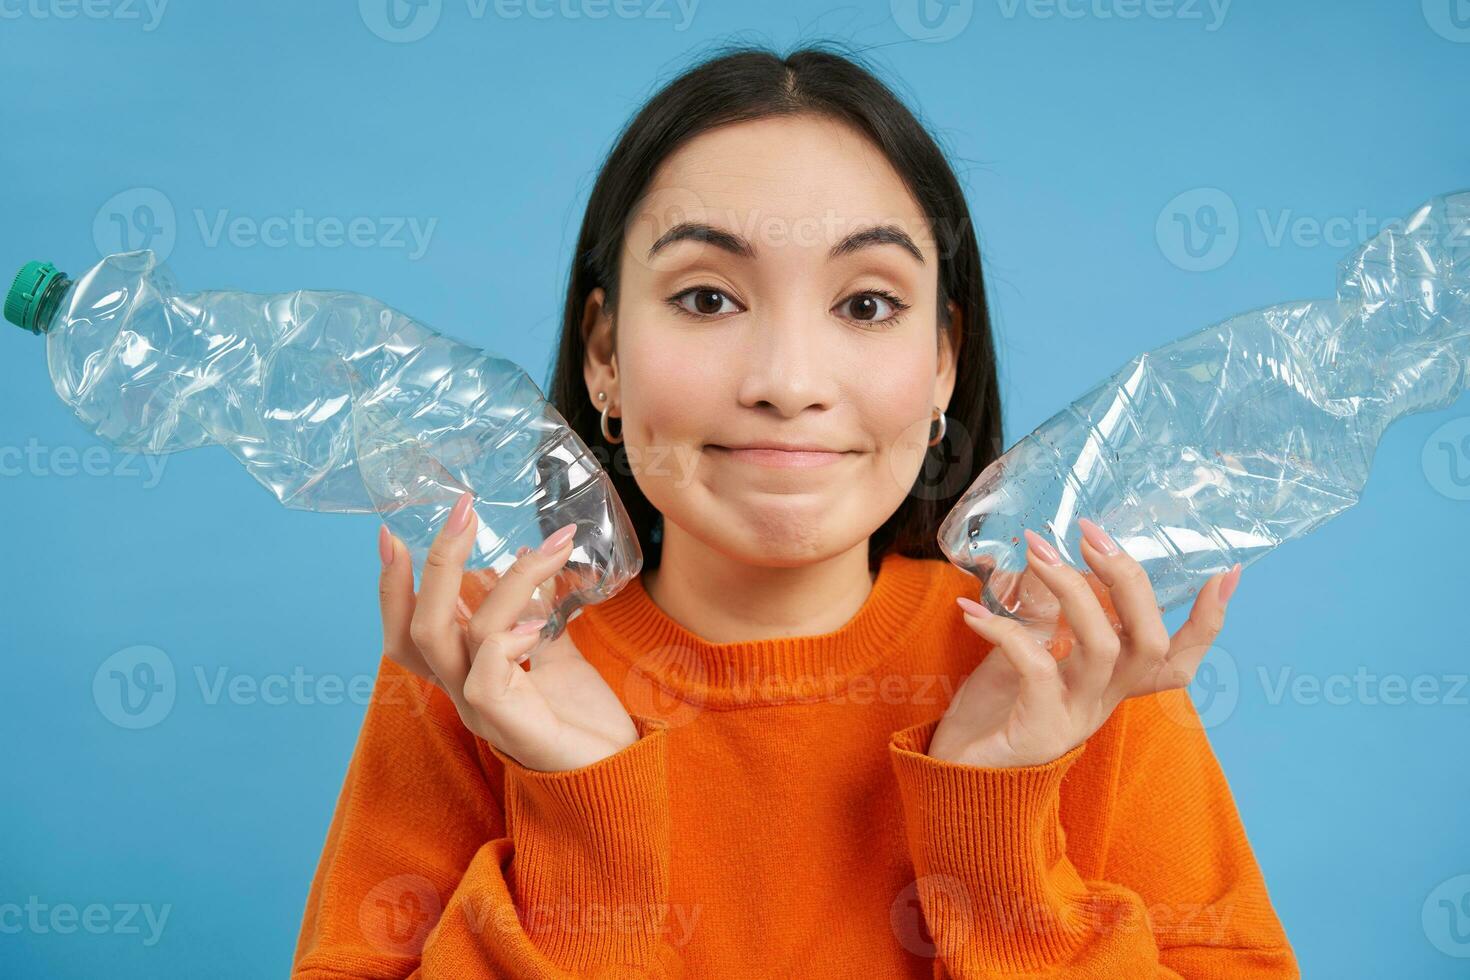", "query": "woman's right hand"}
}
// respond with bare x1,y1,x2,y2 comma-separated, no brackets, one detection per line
377,489,639,772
